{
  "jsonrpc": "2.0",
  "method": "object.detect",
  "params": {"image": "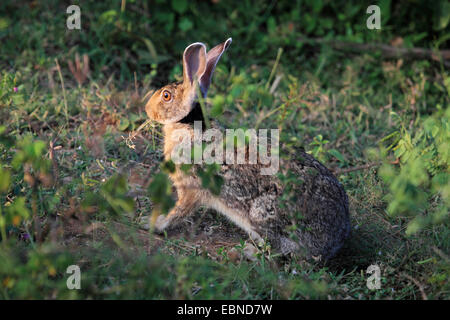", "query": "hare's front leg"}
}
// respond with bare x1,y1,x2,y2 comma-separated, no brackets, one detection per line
153,194,199,233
